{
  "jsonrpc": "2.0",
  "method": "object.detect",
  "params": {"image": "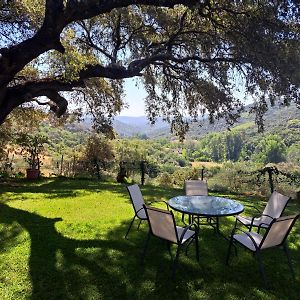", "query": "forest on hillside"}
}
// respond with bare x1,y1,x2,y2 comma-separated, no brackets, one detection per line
1,105,299,198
